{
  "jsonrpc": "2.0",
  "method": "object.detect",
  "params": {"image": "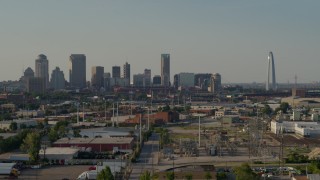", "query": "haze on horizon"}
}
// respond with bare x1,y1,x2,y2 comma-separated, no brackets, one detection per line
0,0,319,84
